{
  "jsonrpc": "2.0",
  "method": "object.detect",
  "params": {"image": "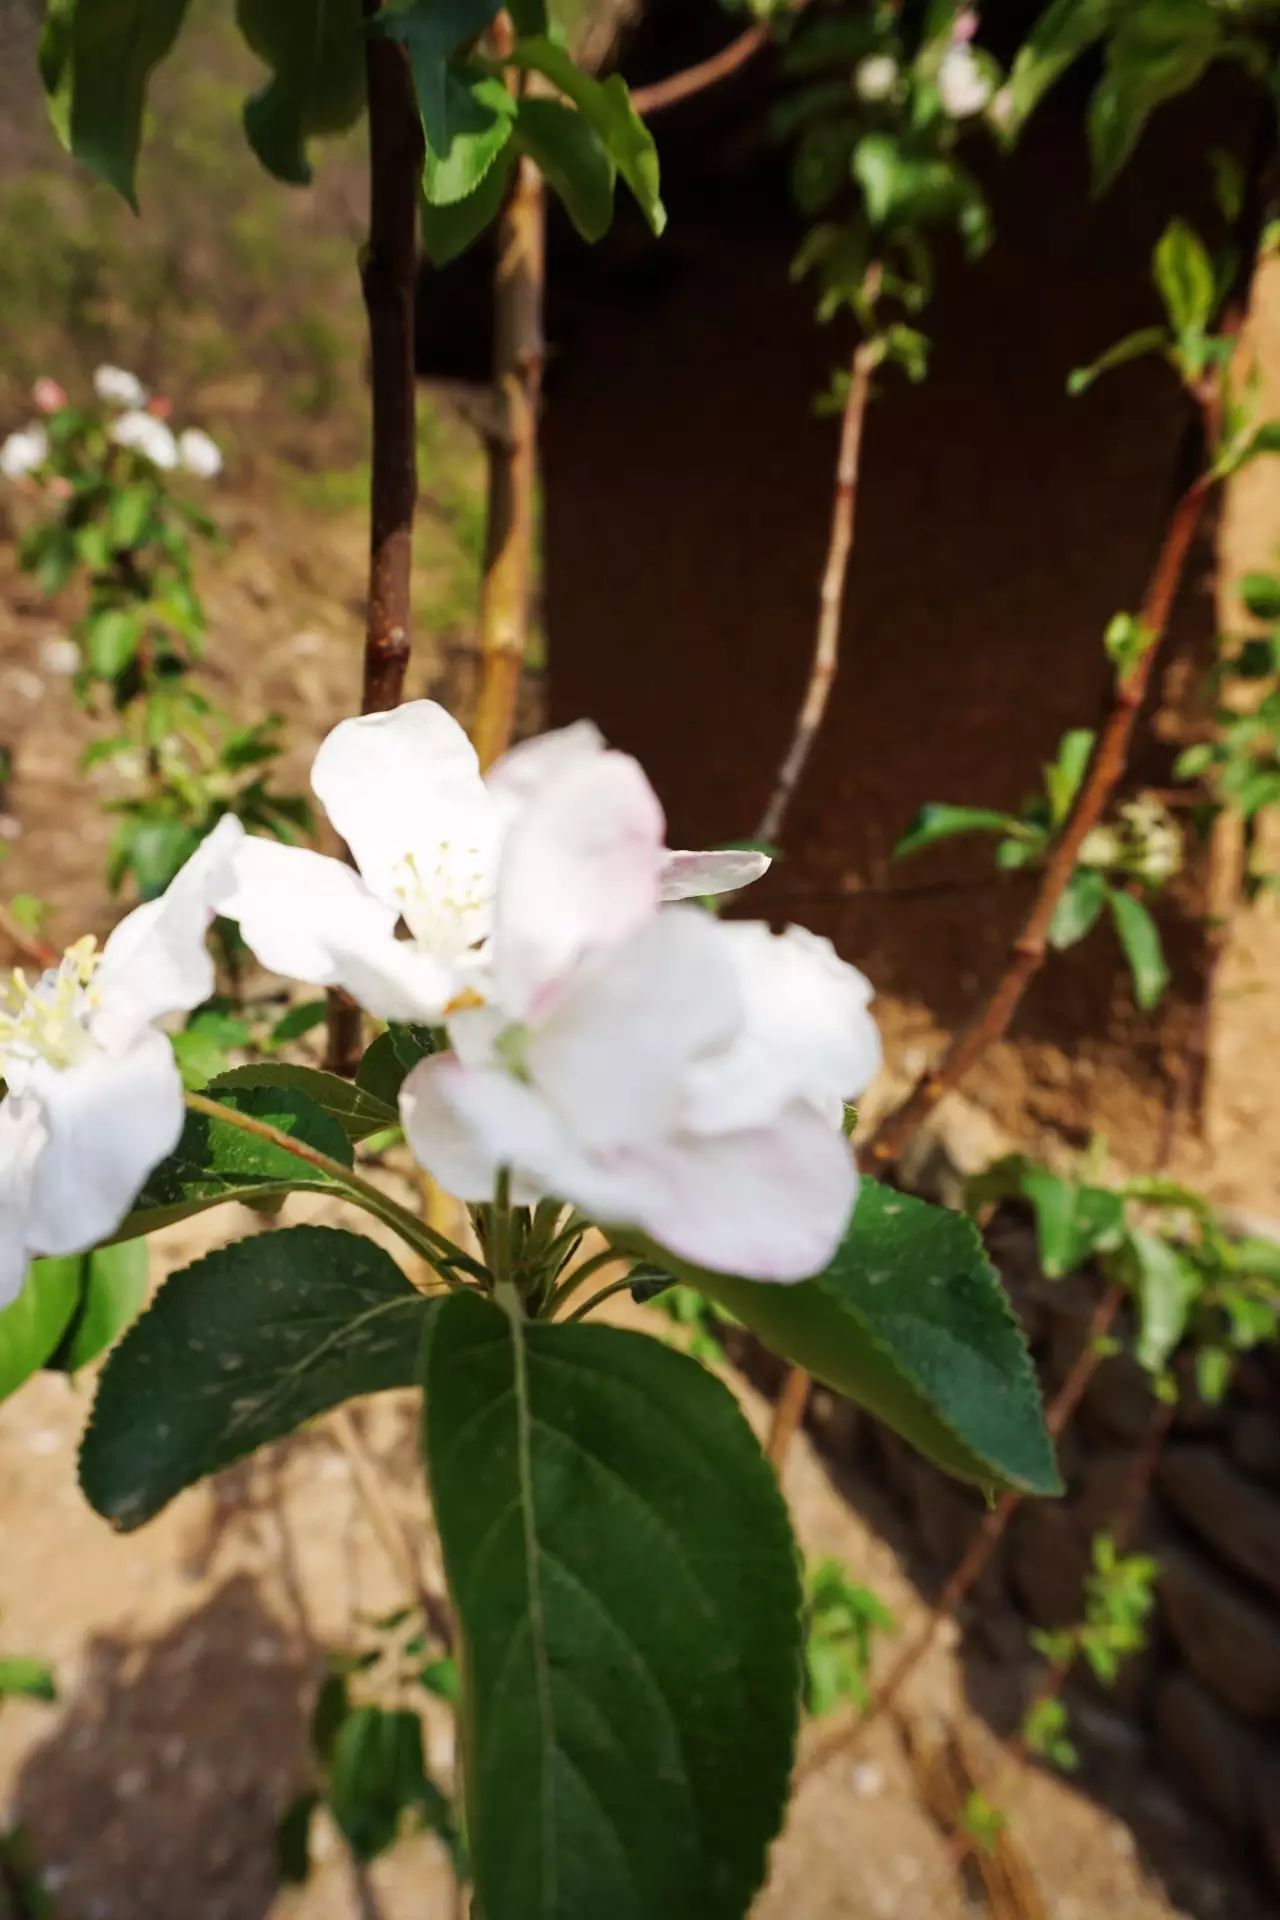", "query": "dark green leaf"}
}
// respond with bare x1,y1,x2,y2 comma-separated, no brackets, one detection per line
421,146,514,263
276,1792,319,1884
329,1706,458,1864
508,37,665,234
1002,0,1114,131
237,0,367,185
424,1291,801,1920
678,1182,1060,1495
1088,3,1223,190
80,1225,433,1530
893,803,1024,861
1238,570,1280,620
209,1064,398,1143
514,98,614,242
120,1083,354,1239
381,2,513,205
49,1239,149,1374
0,1257,81,1404
0,1658,56,1704
1107,885,1169,1009
107,484,154,548
270,999,329,1045
1048,867,1107,950
40,0,195,206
